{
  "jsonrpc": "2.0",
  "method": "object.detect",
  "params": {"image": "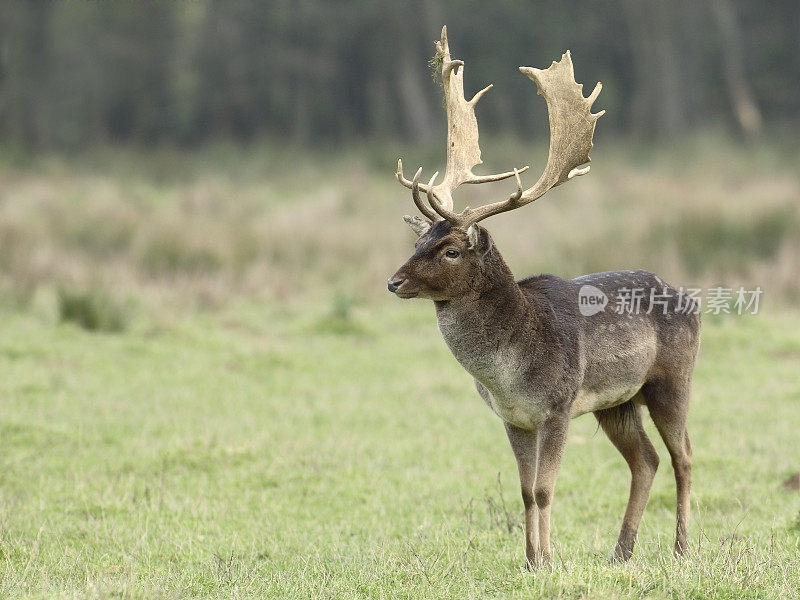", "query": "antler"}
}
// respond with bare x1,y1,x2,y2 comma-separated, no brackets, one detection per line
396,26,528,219
443,52,604,227
397,29,603,231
